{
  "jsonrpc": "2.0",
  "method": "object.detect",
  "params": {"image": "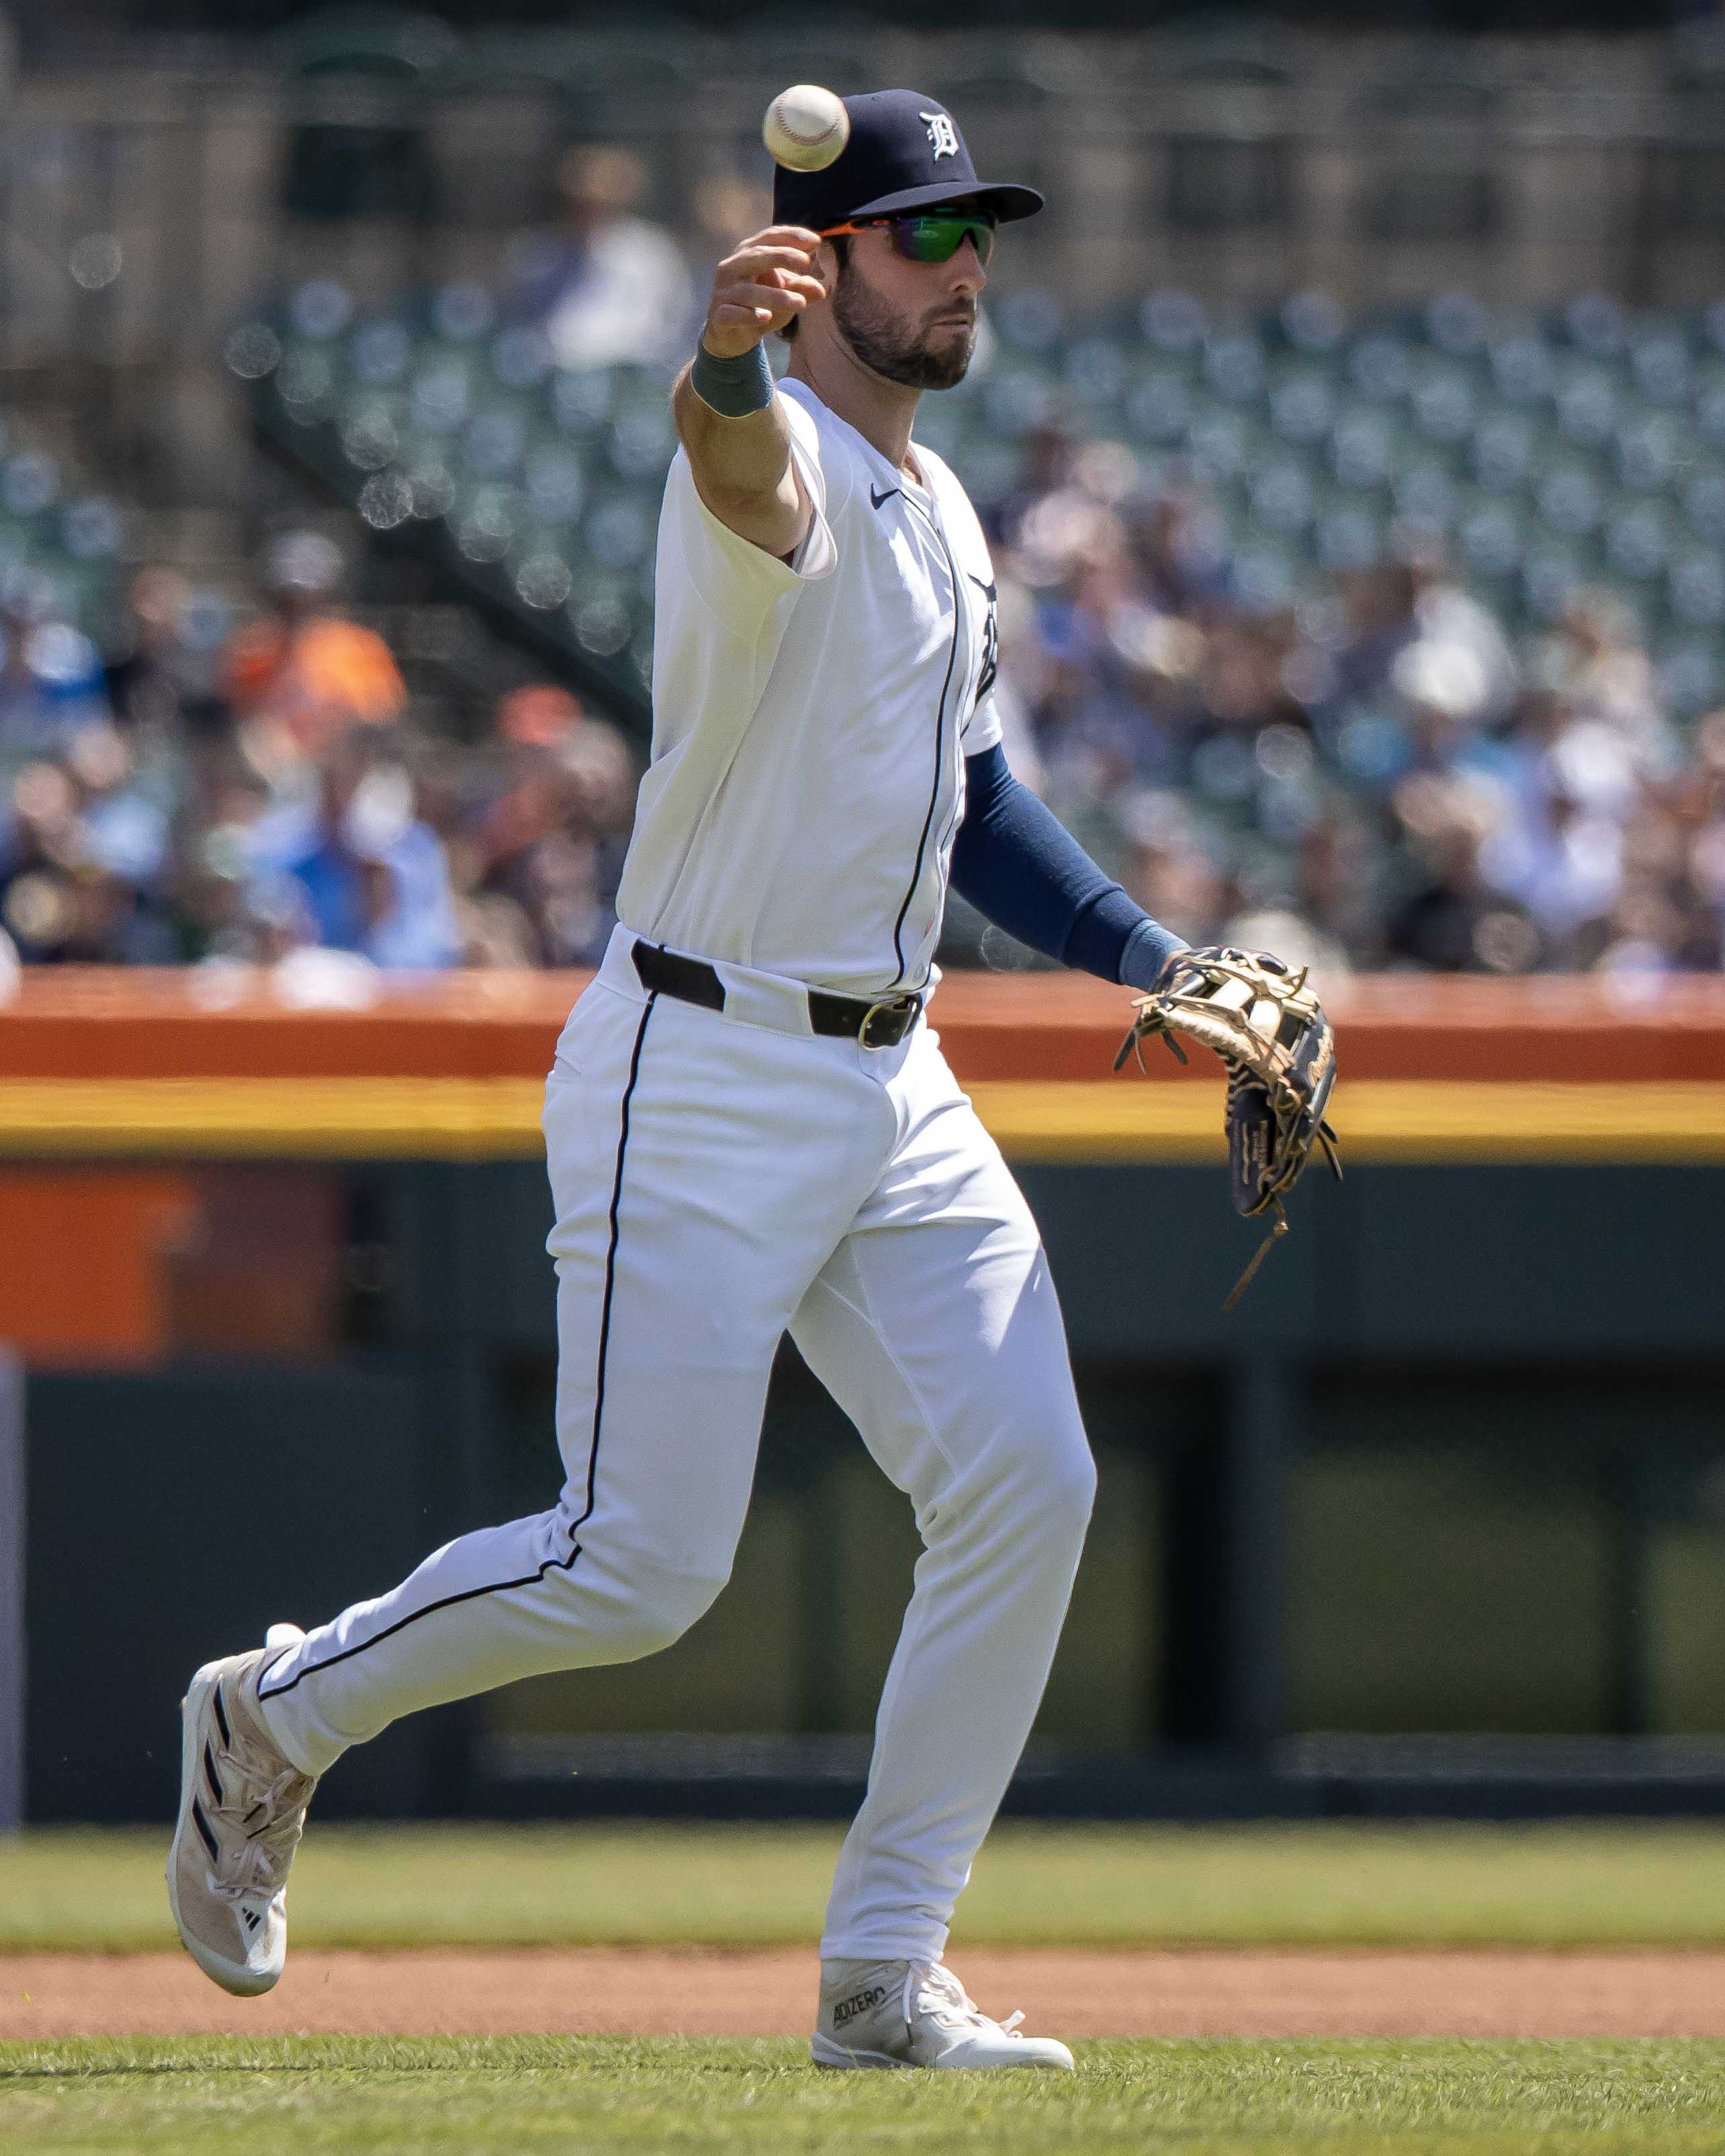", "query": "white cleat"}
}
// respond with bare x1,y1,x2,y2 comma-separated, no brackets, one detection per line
165,1628,316,1997
811,1959,1075,2071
